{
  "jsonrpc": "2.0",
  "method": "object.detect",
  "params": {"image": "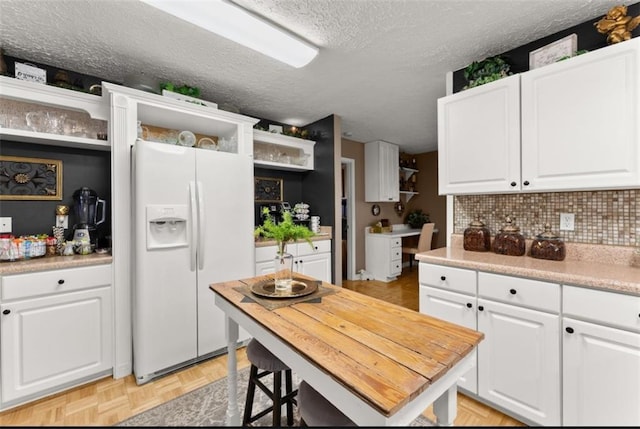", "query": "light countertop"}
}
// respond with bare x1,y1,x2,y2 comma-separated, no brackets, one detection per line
0,253,113,276
416,235,639,296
